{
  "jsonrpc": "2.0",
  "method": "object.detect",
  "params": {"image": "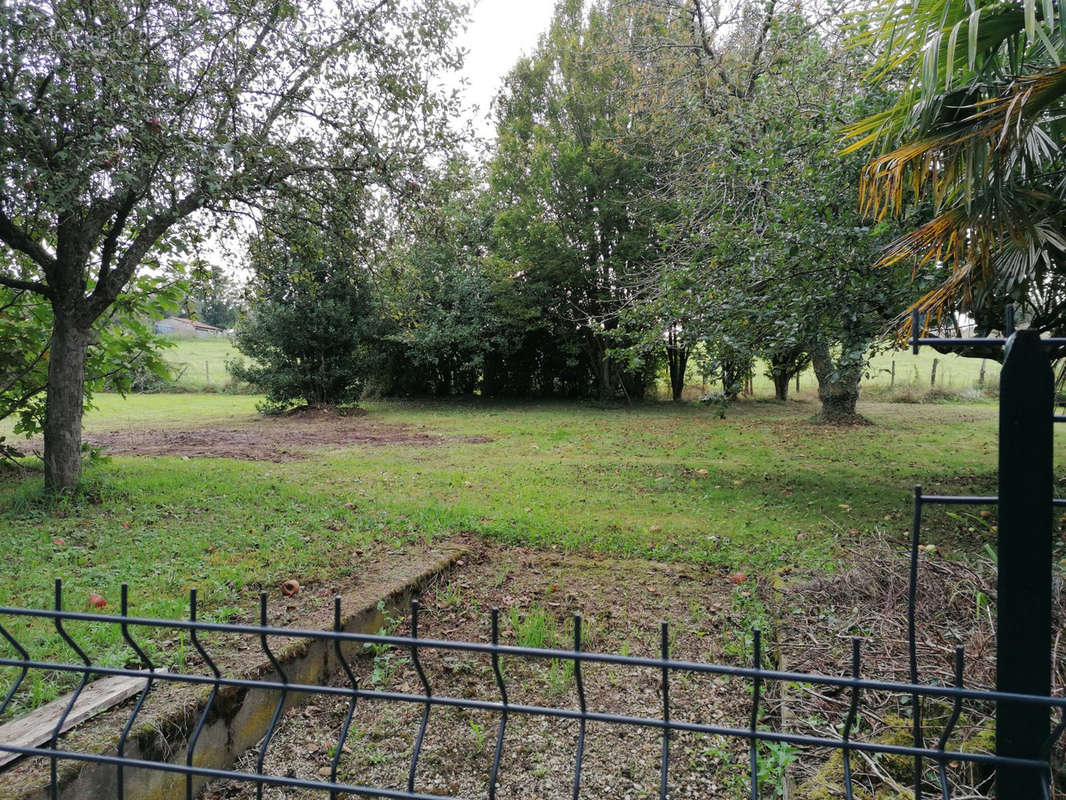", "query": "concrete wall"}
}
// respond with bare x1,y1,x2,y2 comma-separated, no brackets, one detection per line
6,546,467,800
